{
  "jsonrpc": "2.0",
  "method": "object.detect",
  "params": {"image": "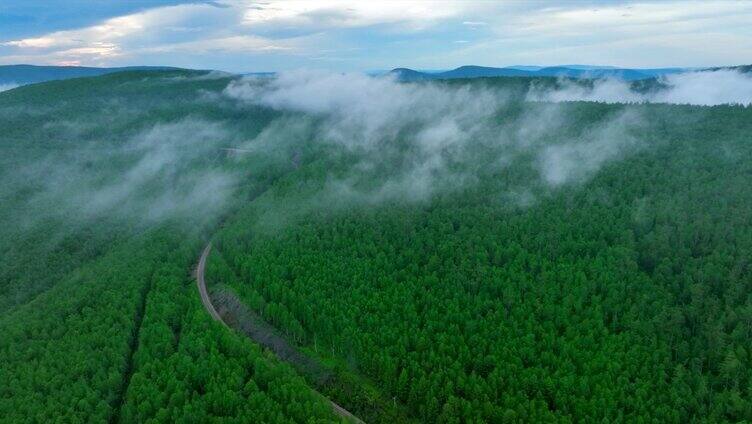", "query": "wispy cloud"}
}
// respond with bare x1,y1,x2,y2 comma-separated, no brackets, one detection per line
462,21,488,26
444,1,752,69
0,2,288,66
240,0,464,32
222,70,656,211
528,70,752,106
0,83,19,92
0,0,750,70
